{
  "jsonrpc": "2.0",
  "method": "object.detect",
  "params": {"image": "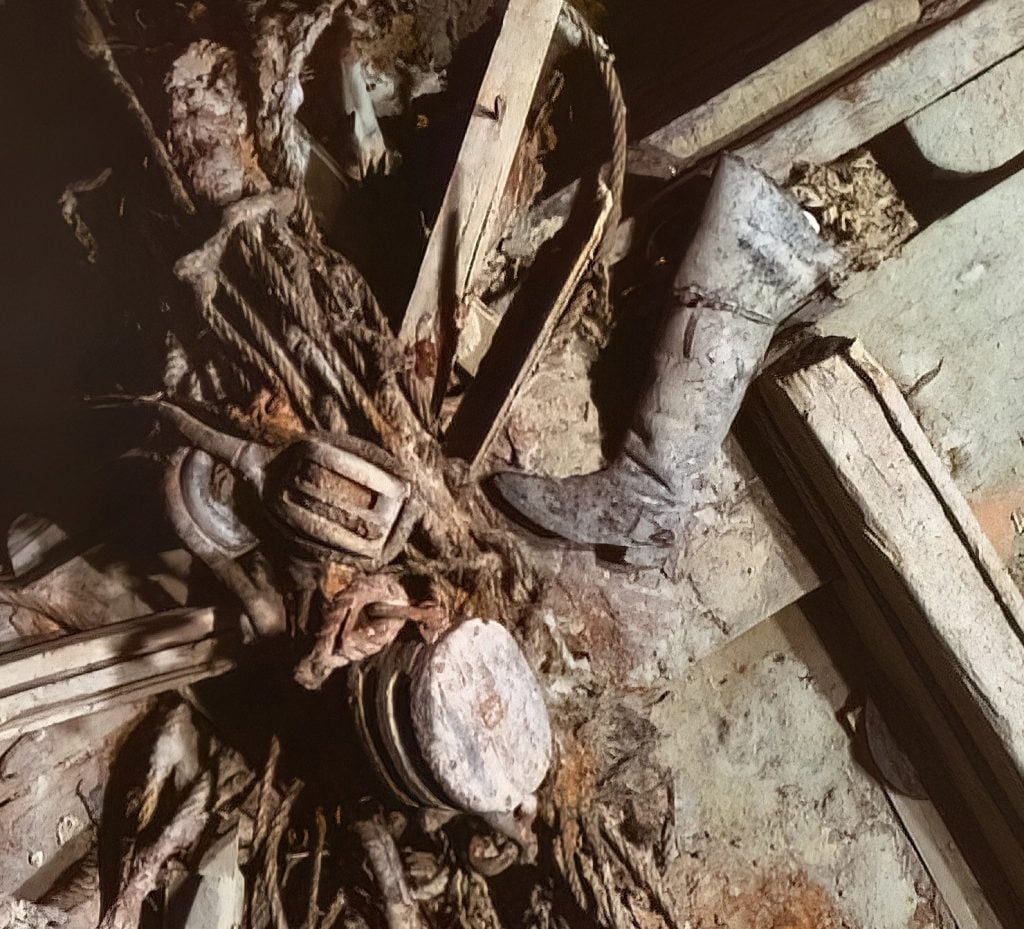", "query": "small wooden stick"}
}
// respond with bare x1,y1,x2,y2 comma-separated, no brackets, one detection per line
0,608,243,741
353,816,425,929
397,0,564,422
